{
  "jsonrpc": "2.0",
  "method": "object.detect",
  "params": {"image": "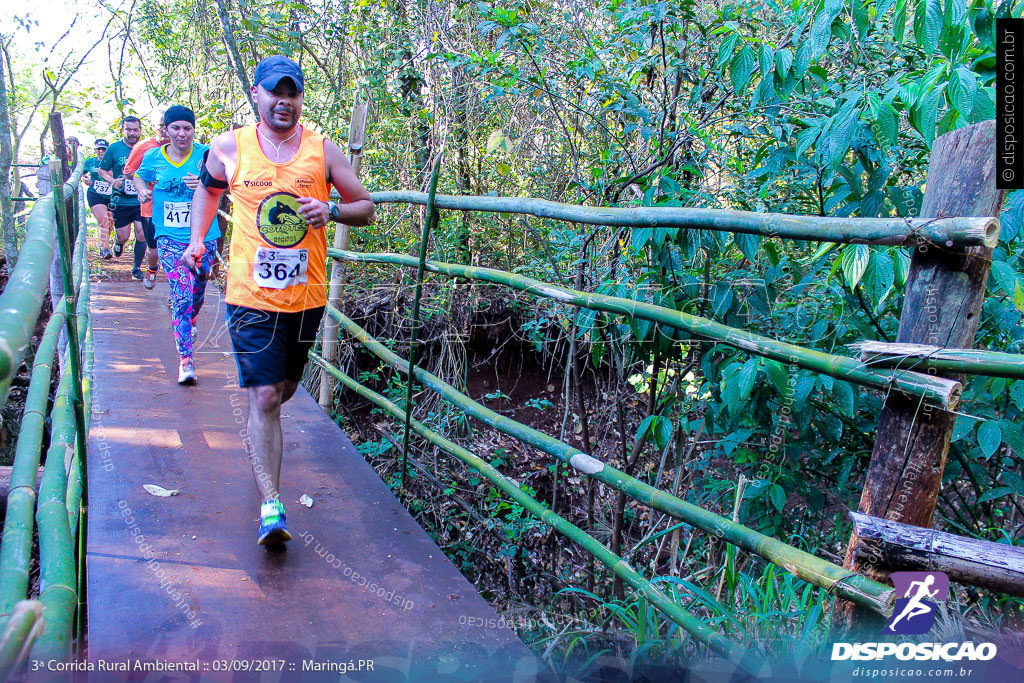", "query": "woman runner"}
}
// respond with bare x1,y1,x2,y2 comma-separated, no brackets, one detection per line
83,139,115,258
136,106,221,384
